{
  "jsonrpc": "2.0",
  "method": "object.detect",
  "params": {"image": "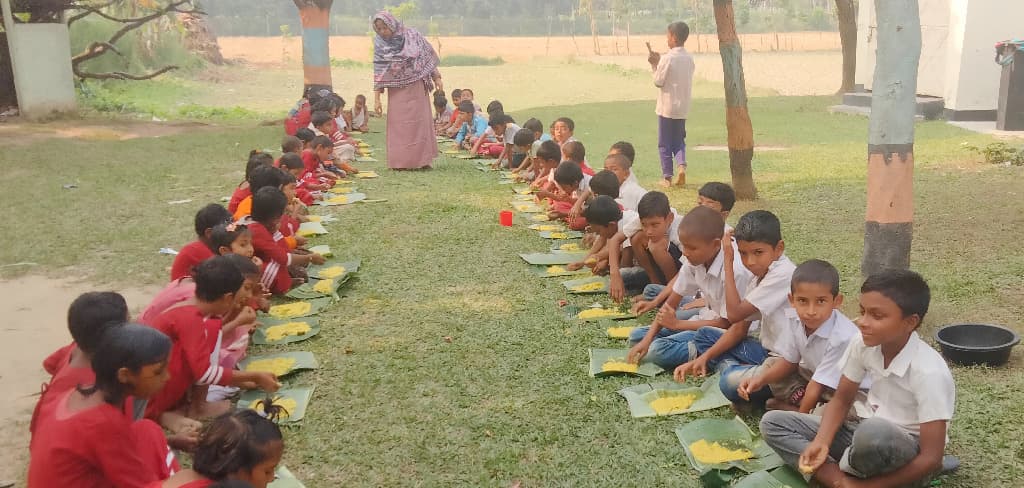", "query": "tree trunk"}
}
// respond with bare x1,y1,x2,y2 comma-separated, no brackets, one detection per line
861,0,921,277
834,0,857,93
713,0,757,200
294,0,333,93
589,14,600,55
